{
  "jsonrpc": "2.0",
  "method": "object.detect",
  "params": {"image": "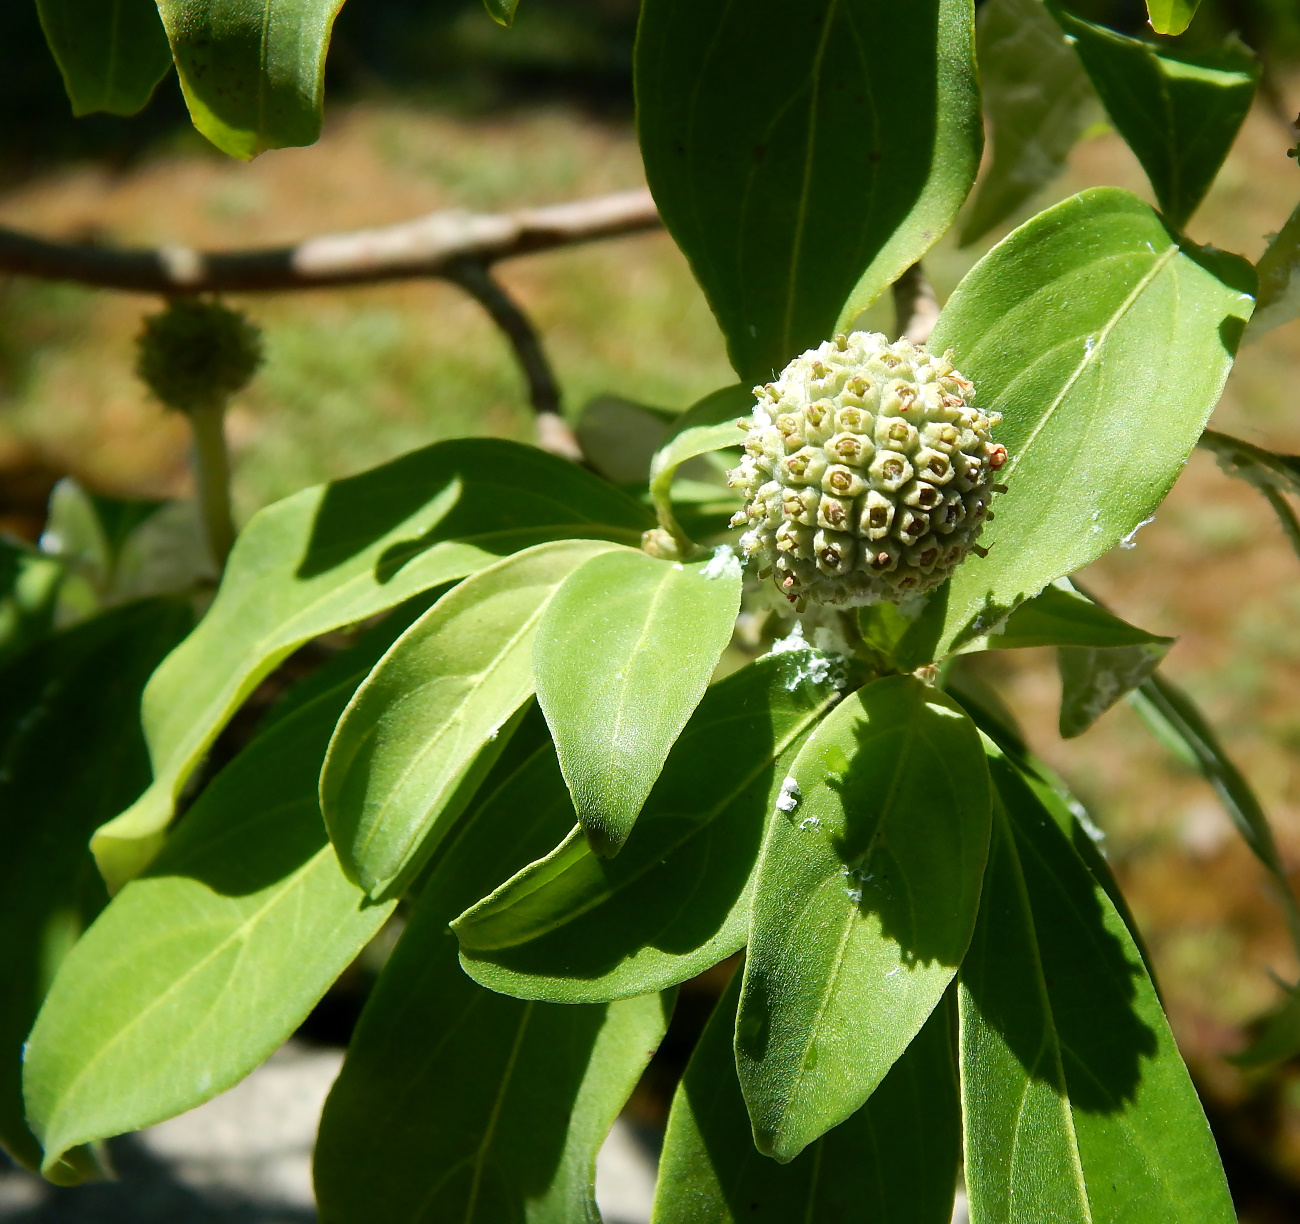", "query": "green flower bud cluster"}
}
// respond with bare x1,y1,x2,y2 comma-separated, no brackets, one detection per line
728,331,1007,610
136,298,263,414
